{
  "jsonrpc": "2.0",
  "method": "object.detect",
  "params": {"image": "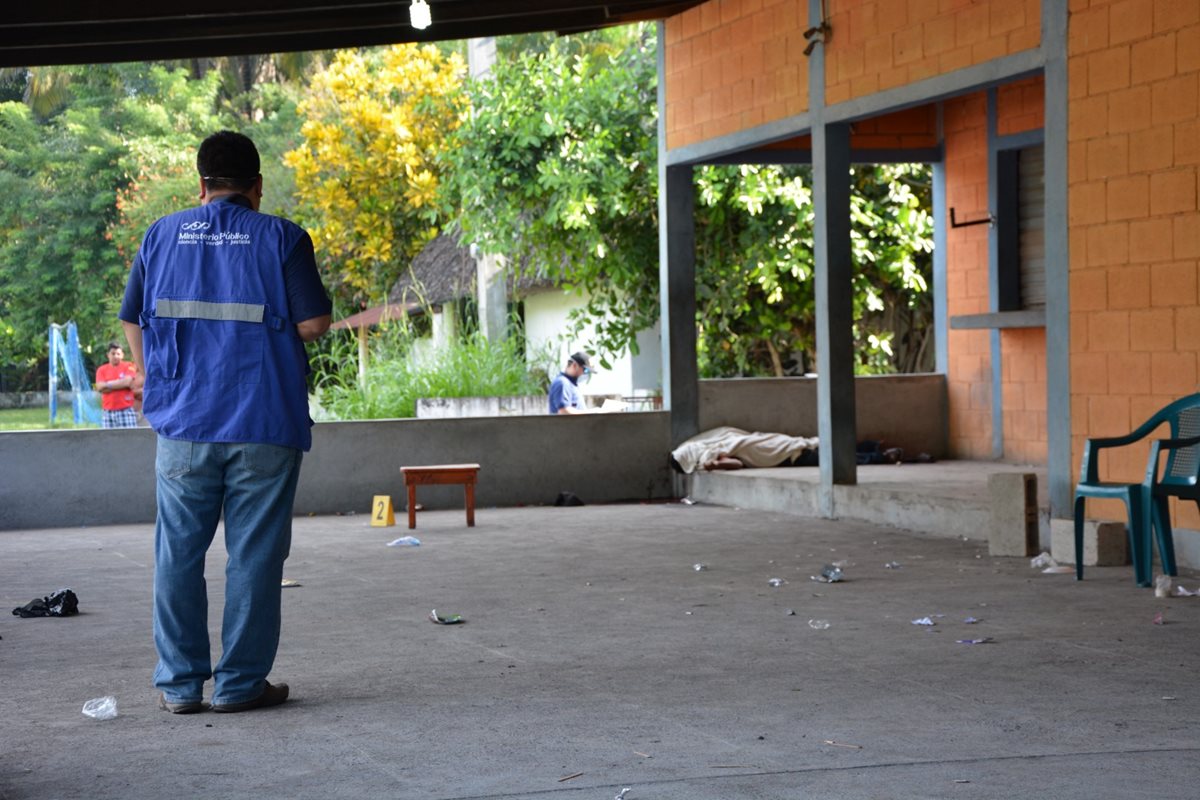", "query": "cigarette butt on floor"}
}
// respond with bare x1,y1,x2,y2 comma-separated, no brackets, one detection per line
816,738,864,753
